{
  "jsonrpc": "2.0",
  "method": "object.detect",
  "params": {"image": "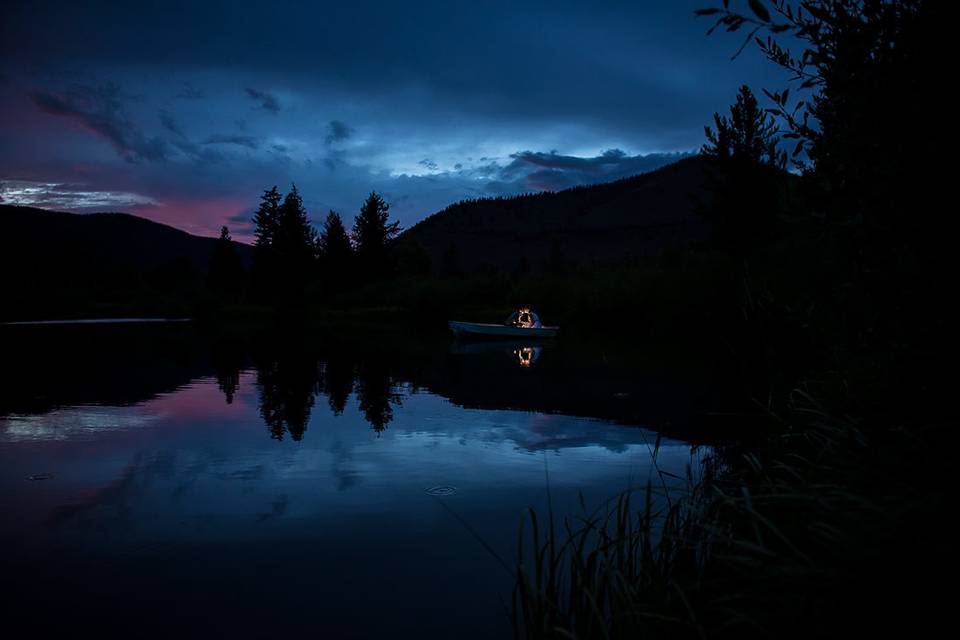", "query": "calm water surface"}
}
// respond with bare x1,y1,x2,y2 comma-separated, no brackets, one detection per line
0,324,716,638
